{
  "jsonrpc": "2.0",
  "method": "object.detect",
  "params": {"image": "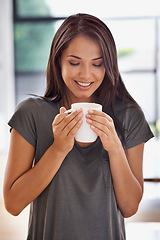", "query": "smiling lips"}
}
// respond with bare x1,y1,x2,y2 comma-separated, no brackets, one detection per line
75,81,93,88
